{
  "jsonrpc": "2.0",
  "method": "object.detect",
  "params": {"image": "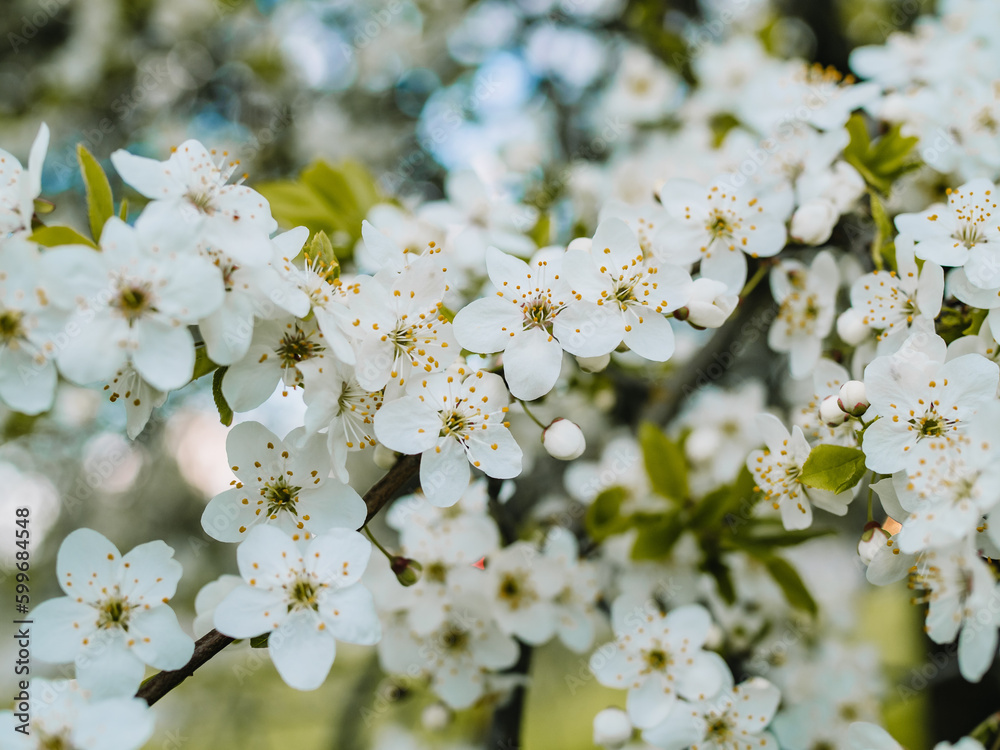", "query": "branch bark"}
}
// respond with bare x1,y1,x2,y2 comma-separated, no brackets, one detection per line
136,453,421,706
